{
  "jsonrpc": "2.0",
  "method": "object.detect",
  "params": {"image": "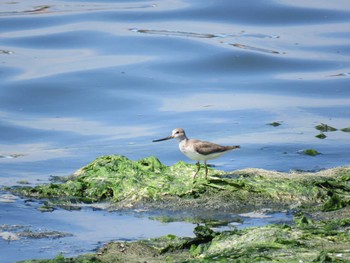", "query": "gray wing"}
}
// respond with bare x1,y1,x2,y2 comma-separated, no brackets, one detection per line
193,140,230,156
